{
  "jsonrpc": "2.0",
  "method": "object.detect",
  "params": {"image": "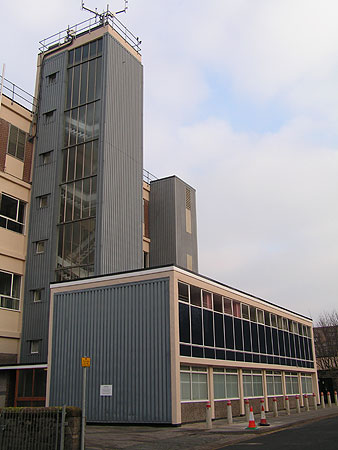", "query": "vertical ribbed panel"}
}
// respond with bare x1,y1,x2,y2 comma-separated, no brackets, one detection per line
149,176,198,271
49,278,171,423
98,34,143,274
21,52,66,363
